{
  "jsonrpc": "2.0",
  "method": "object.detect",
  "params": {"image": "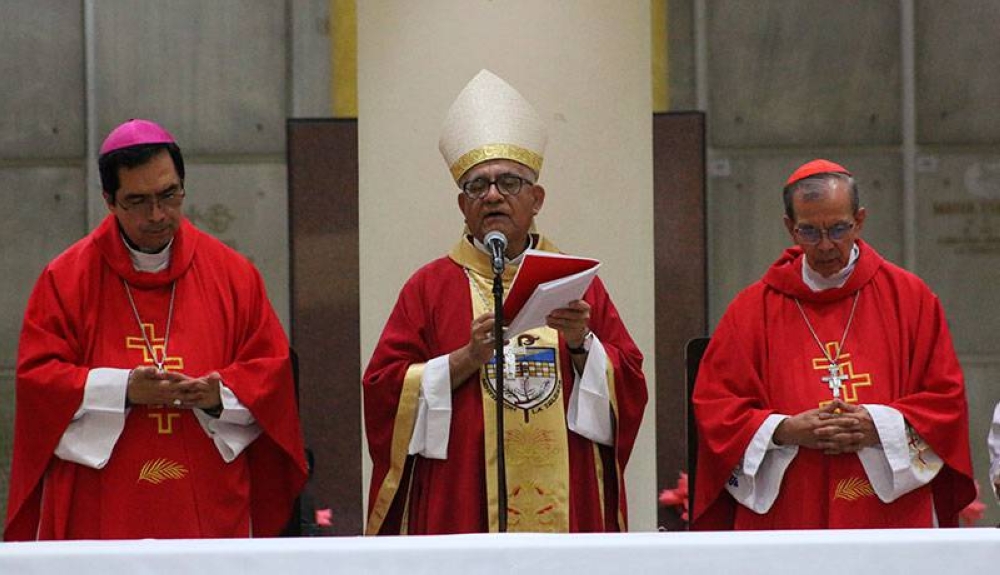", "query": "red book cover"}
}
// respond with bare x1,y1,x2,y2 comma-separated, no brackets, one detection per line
503,249,601,332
